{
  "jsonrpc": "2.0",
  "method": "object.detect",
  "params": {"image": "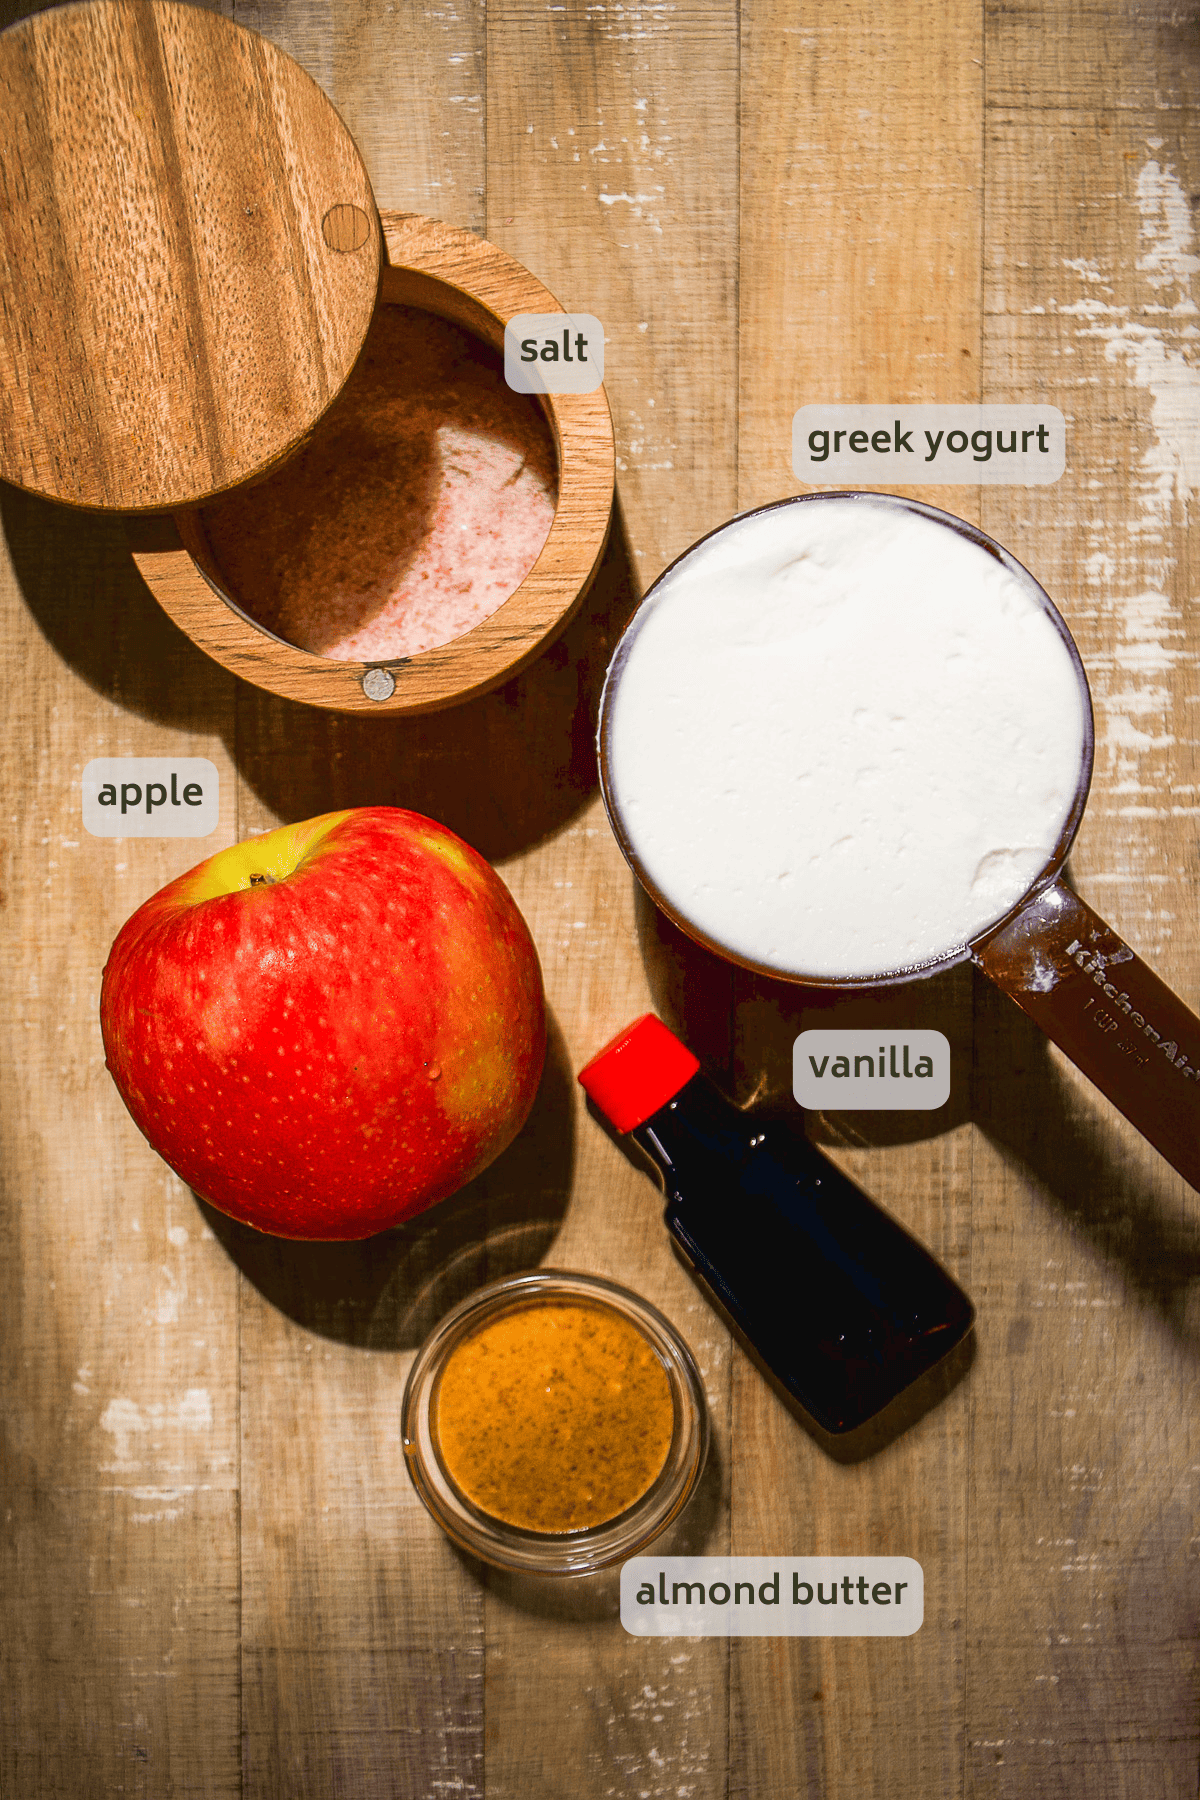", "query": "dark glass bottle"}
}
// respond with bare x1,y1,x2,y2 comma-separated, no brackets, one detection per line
579,1014,974,1436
